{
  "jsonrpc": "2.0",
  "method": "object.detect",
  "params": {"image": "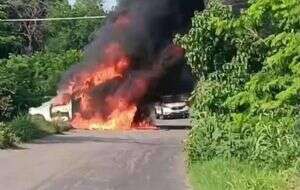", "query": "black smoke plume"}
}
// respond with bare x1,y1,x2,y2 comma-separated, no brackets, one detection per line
56,0,204,124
